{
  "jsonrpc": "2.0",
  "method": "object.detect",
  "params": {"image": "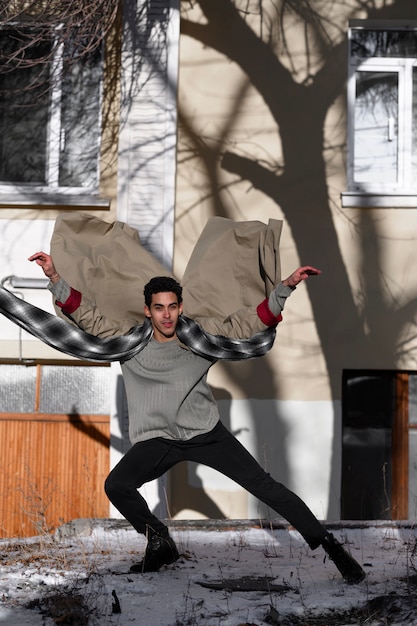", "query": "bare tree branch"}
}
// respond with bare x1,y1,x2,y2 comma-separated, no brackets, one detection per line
0,0,119,73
